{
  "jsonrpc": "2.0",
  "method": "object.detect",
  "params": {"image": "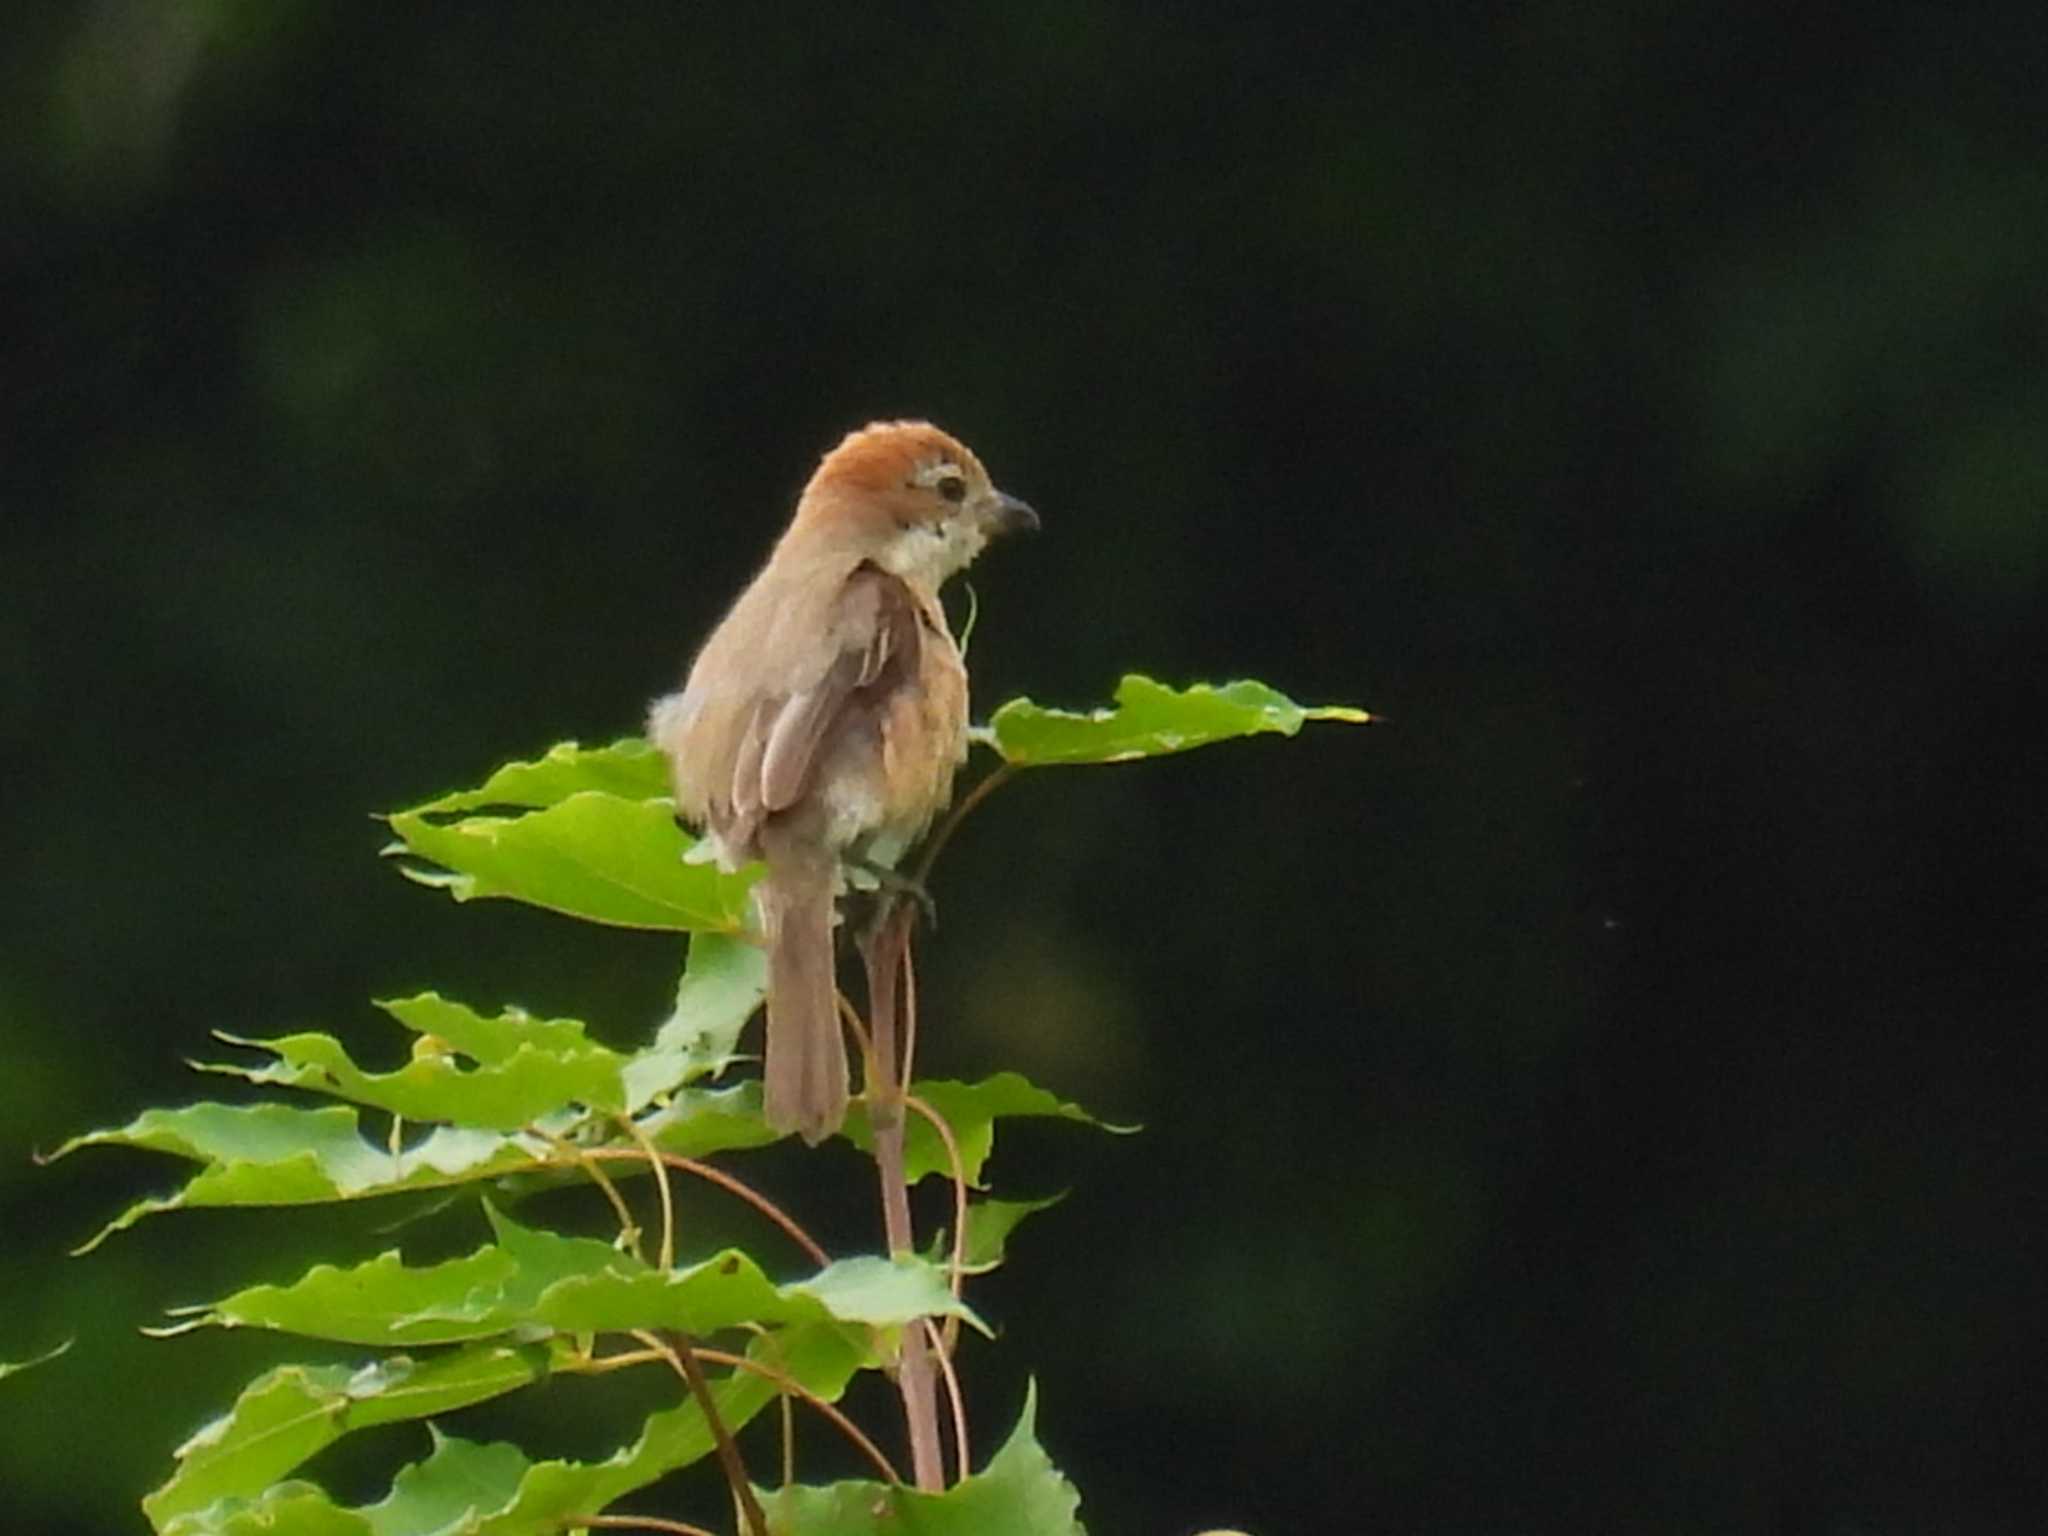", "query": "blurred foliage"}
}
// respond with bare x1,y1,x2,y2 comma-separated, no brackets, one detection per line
5,1,2044,1531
